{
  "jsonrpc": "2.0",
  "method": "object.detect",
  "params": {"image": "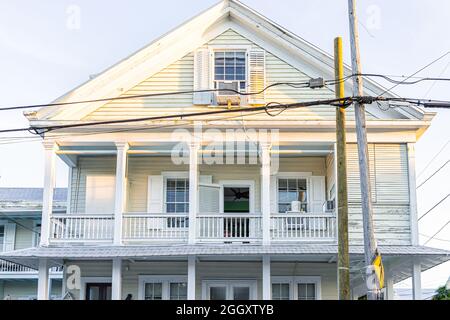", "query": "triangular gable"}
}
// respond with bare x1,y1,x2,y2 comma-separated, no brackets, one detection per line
35,0,424,122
